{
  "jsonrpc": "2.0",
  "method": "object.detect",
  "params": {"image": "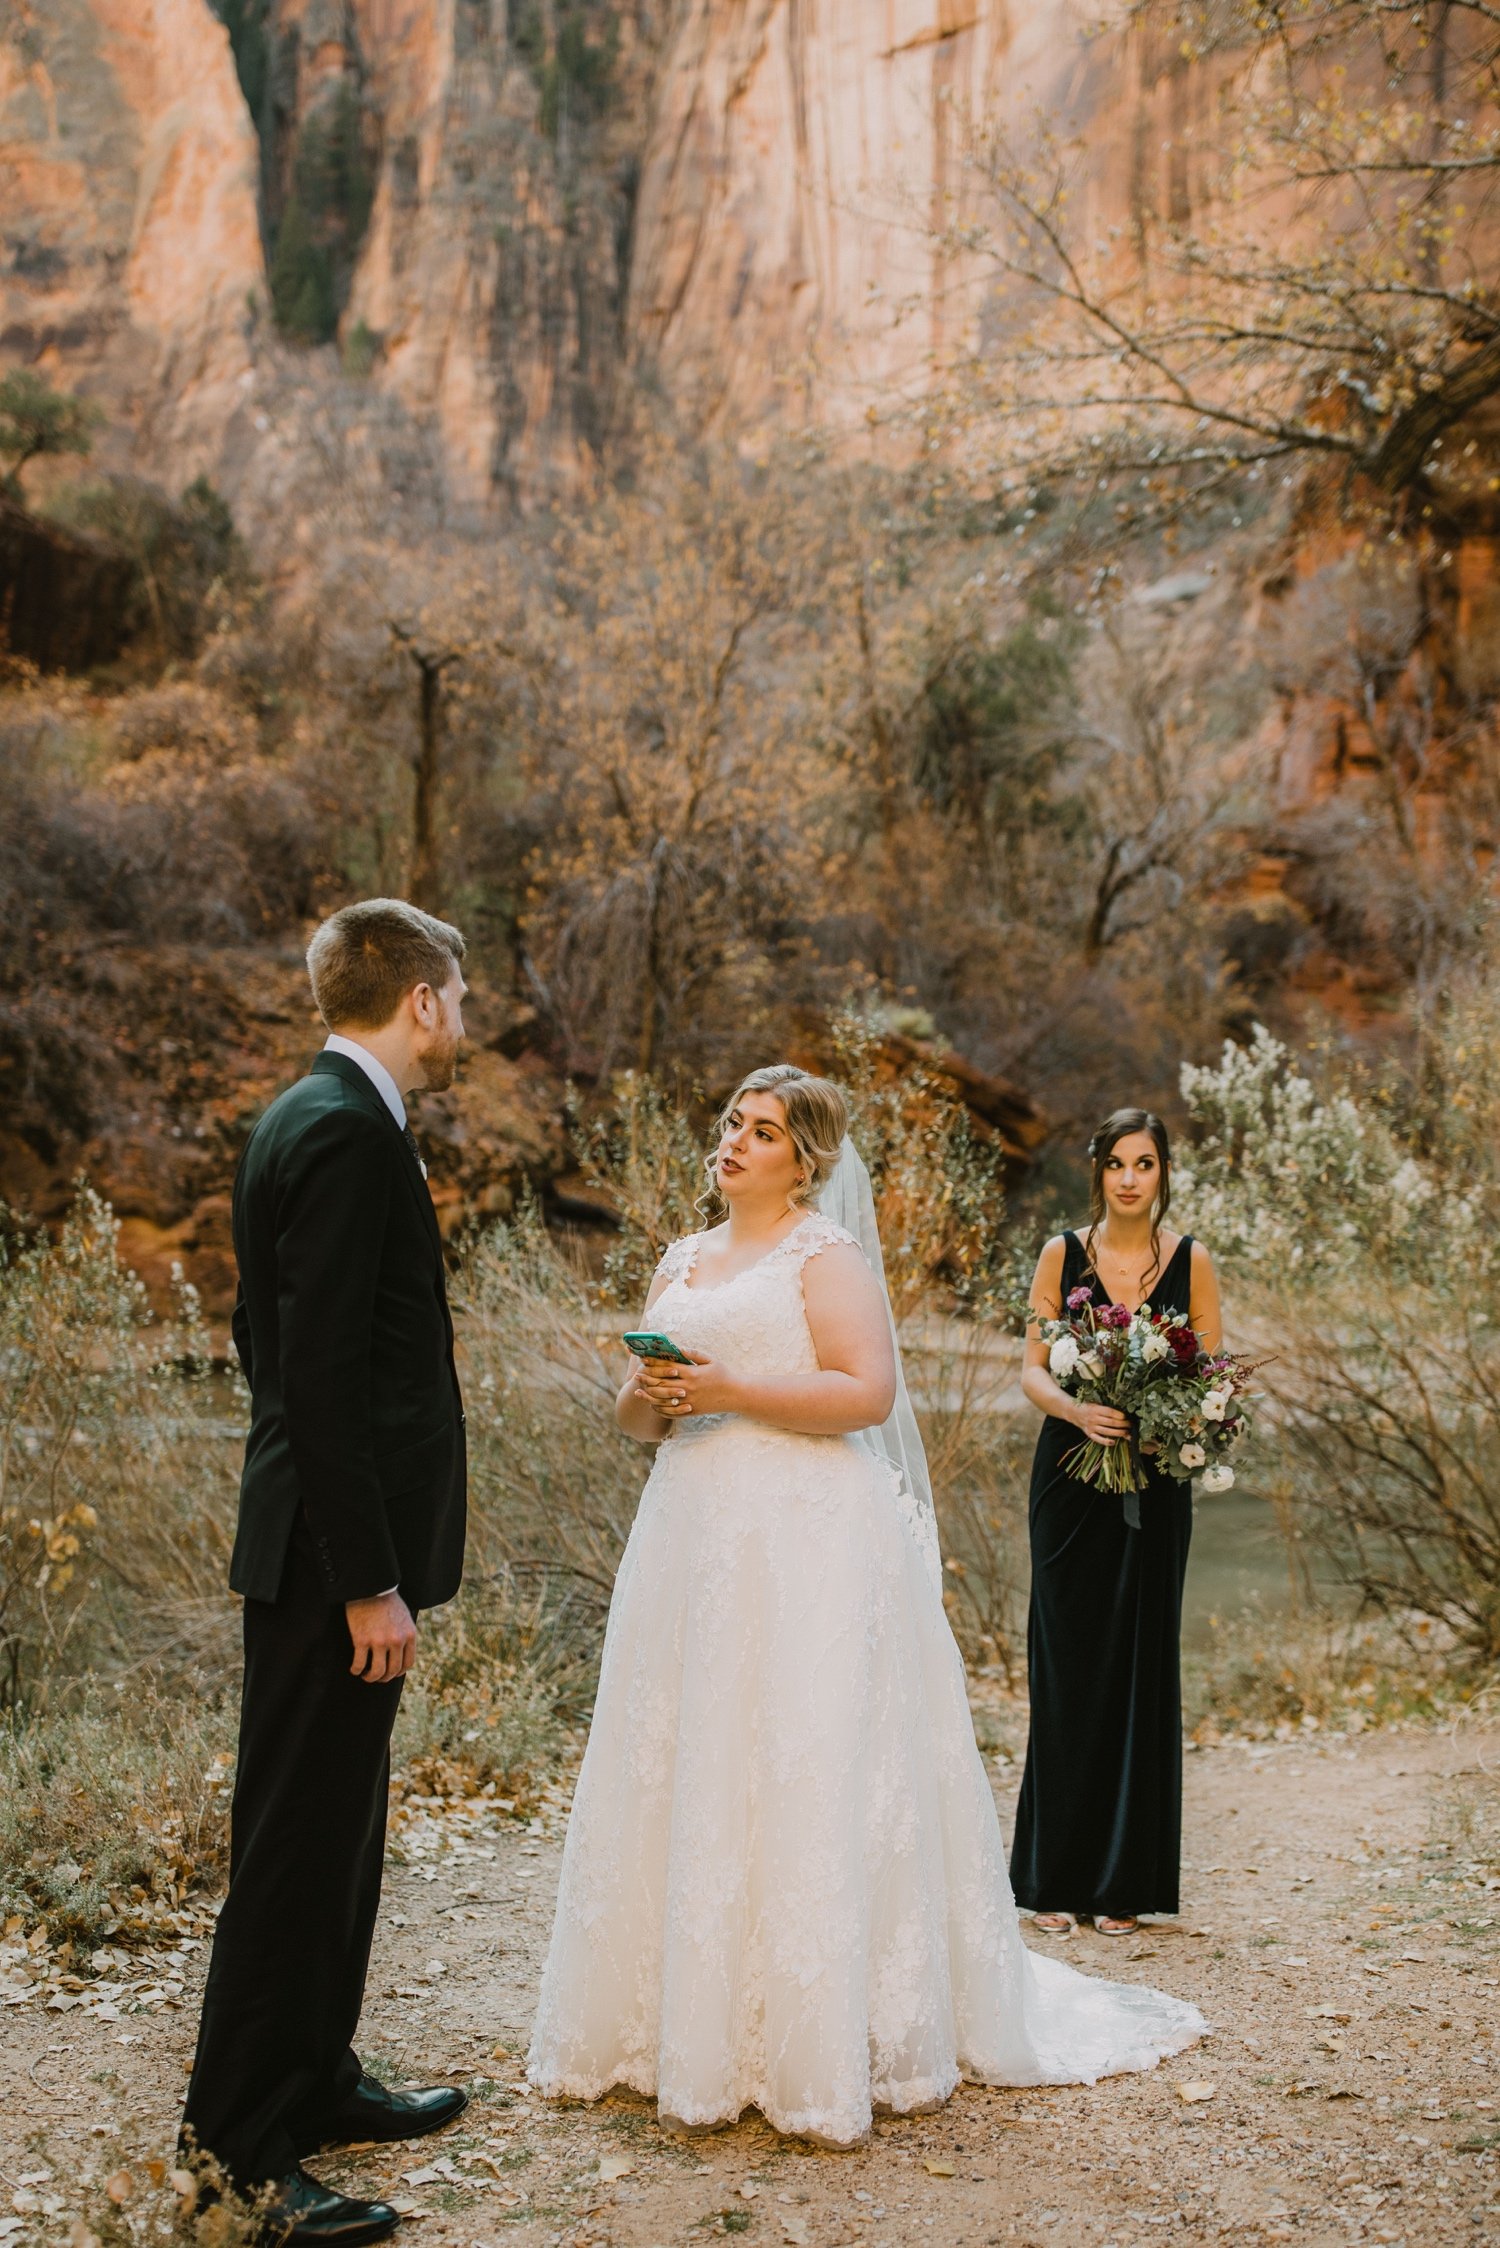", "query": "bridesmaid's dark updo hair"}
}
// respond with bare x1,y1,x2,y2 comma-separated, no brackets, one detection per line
1084,1108,1172,1289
